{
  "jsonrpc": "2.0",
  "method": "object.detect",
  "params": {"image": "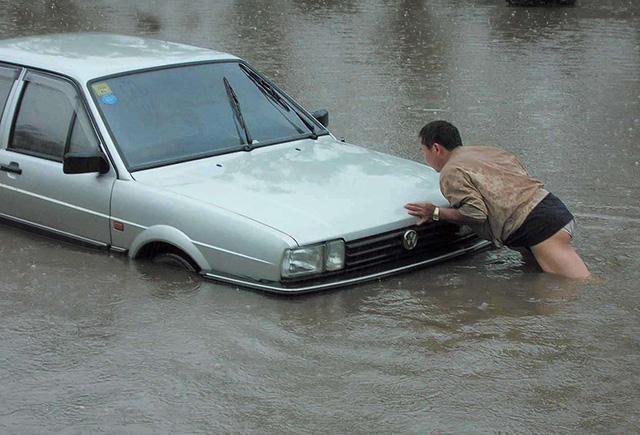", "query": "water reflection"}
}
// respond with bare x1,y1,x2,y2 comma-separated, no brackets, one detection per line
135,13,162,34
